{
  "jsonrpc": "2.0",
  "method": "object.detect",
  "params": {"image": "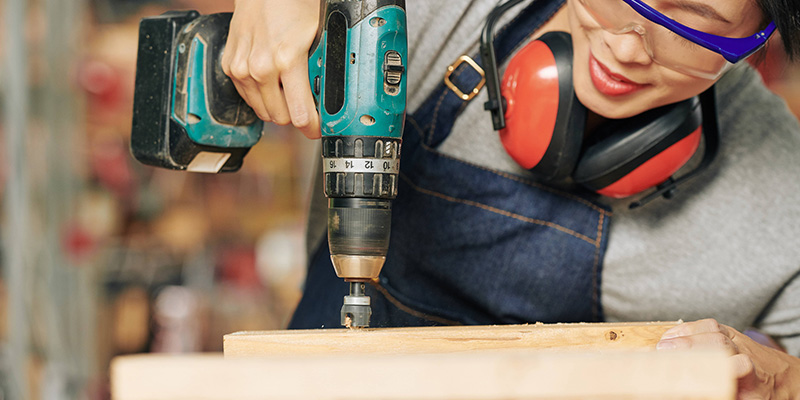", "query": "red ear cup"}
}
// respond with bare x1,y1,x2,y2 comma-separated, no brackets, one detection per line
572,97,703,198
499,31,585,181
594,129,701,197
